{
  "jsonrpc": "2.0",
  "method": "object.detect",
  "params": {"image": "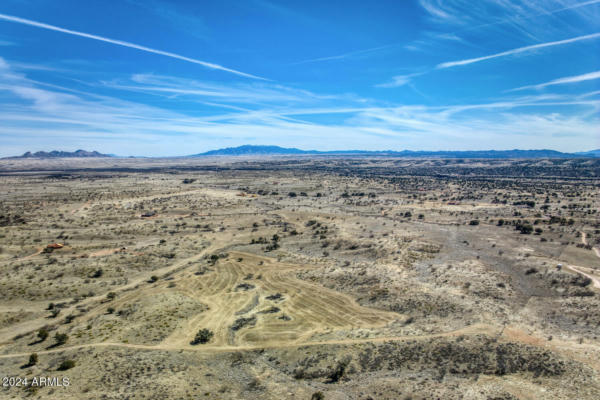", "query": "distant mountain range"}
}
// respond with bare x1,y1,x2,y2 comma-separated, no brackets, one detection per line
574,149,600,157
4,146,599,159
191,145,600,158
196,145,308,156
7,150,112,159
